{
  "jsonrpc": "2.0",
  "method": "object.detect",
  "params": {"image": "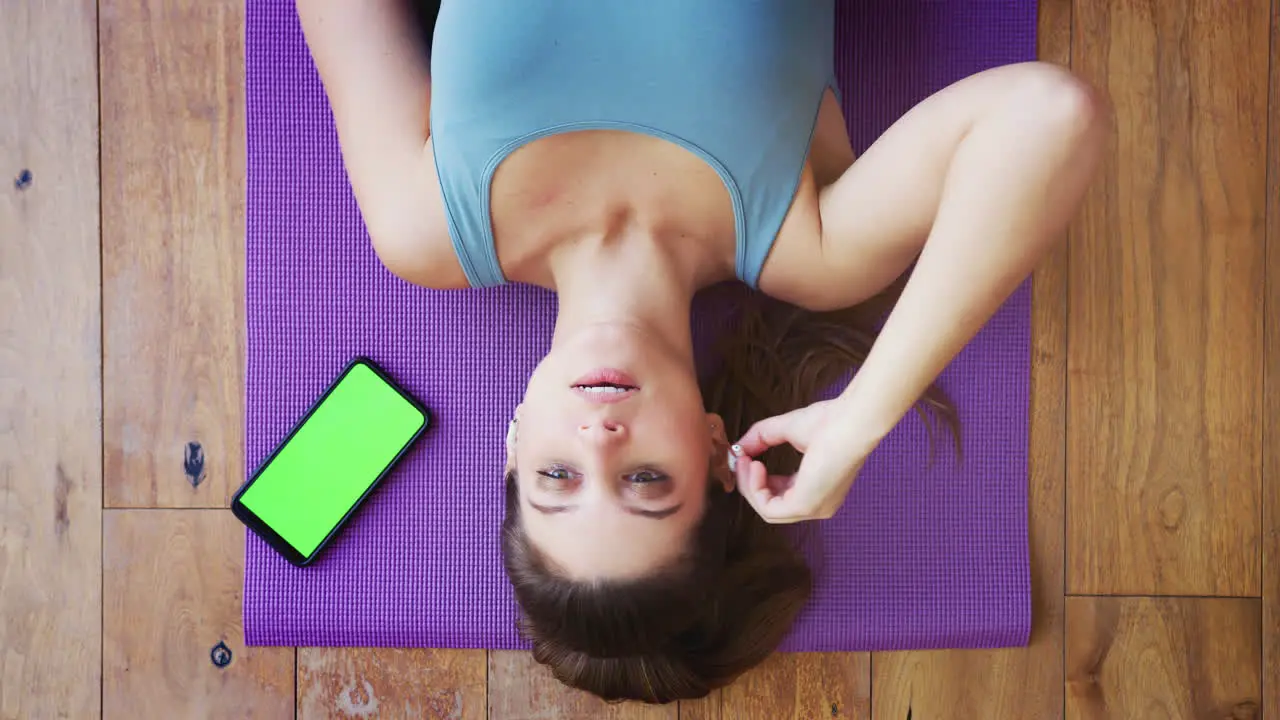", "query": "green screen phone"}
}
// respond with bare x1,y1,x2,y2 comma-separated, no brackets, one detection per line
232,357,429,566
